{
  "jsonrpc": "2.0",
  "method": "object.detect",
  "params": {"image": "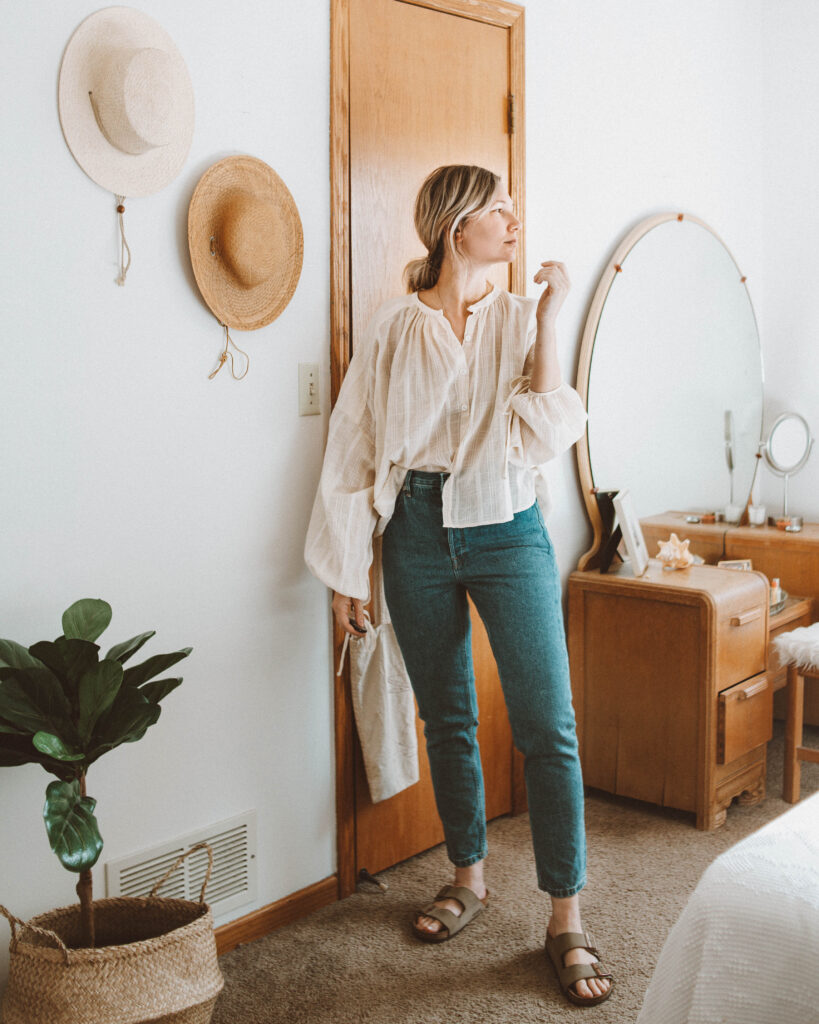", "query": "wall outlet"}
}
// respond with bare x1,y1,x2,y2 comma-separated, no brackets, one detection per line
299,363,320,415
